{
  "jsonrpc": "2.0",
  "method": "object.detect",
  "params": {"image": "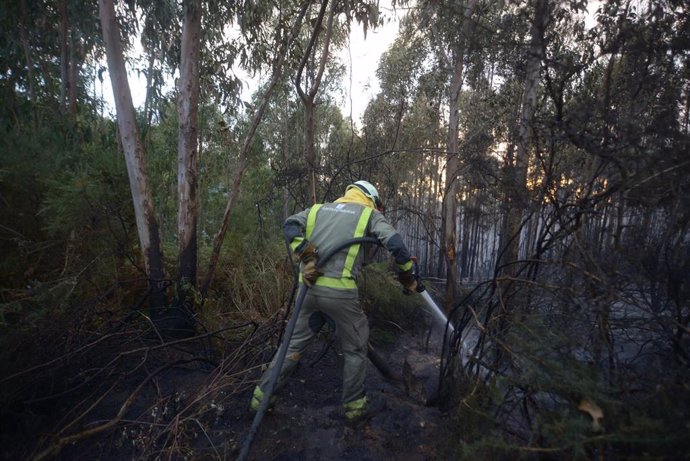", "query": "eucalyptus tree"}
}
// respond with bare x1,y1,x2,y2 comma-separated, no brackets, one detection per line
291,0,384,204
496,0,548,280
360,26,445,264
176,0,202,311
363,27,430,152
138,1,178,127
539,0,690,375
407,0,478,309
98,0,313,324
201,0,311,296
435,0,690,454
240,57,354,213
294,0,336,204
99,0,168,314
